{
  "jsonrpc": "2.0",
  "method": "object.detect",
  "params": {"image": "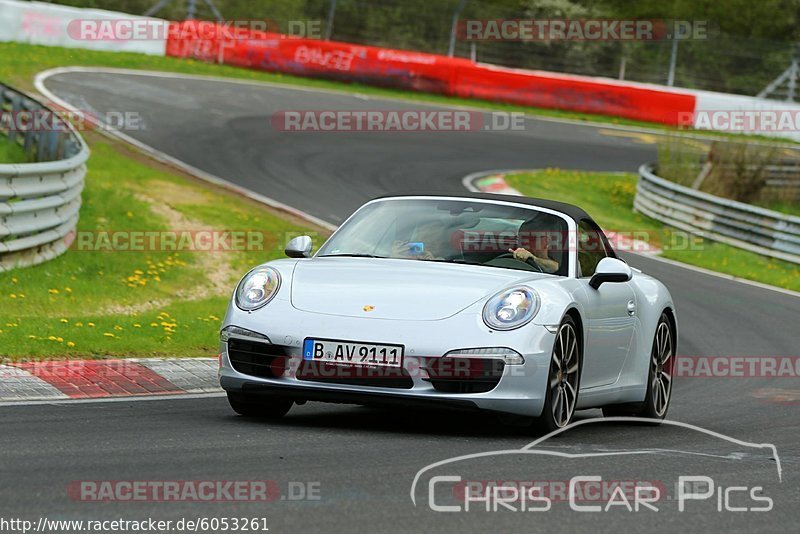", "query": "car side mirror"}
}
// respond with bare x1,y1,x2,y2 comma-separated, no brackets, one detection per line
285,235,313,258
589,257,632,289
